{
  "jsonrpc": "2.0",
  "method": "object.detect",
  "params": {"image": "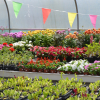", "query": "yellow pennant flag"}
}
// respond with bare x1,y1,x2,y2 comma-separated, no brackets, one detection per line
68,12,77,27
